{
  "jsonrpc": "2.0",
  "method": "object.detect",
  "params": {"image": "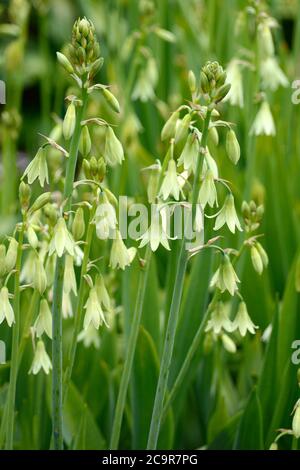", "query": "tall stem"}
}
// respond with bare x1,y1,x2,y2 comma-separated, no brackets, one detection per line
110,246,151,449
62,199,97,403
51,88,88,450
147,110,212,449
5,218,25,449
